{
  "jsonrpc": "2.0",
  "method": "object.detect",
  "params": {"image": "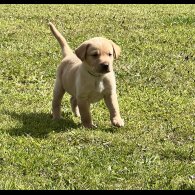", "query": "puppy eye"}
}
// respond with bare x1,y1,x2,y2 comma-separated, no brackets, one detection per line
91,53,98,57
108,53,112,56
